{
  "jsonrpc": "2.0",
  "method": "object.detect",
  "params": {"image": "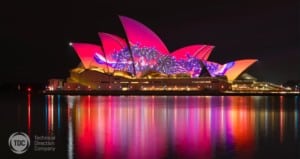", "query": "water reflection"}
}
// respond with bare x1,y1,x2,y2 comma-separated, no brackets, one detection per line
295,96,299,140
35,95,300,159
57,95,61,129
46,95,54,135
67,96,75,159
27,93,31,135
280,96,284,143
